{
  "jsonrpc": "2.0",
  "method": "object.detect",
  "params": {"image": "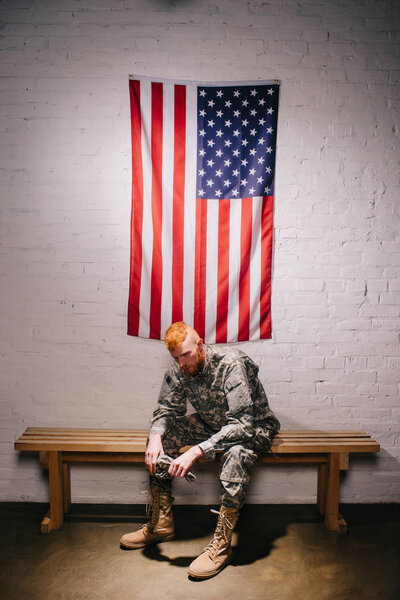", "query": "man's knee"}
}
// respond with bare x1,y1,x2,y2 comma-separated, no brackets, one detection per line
220,444,257,488
222,444,257,466
161,434,181,456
